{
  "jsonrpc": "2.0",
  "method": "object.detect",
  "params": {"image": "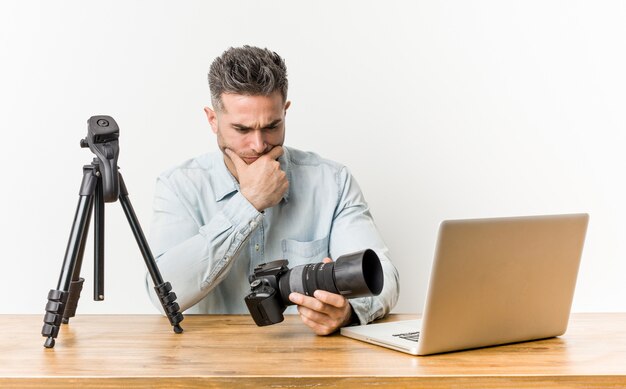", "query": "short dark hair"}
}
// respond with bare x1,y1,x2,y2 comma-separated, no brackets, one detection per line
208,45,288,111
